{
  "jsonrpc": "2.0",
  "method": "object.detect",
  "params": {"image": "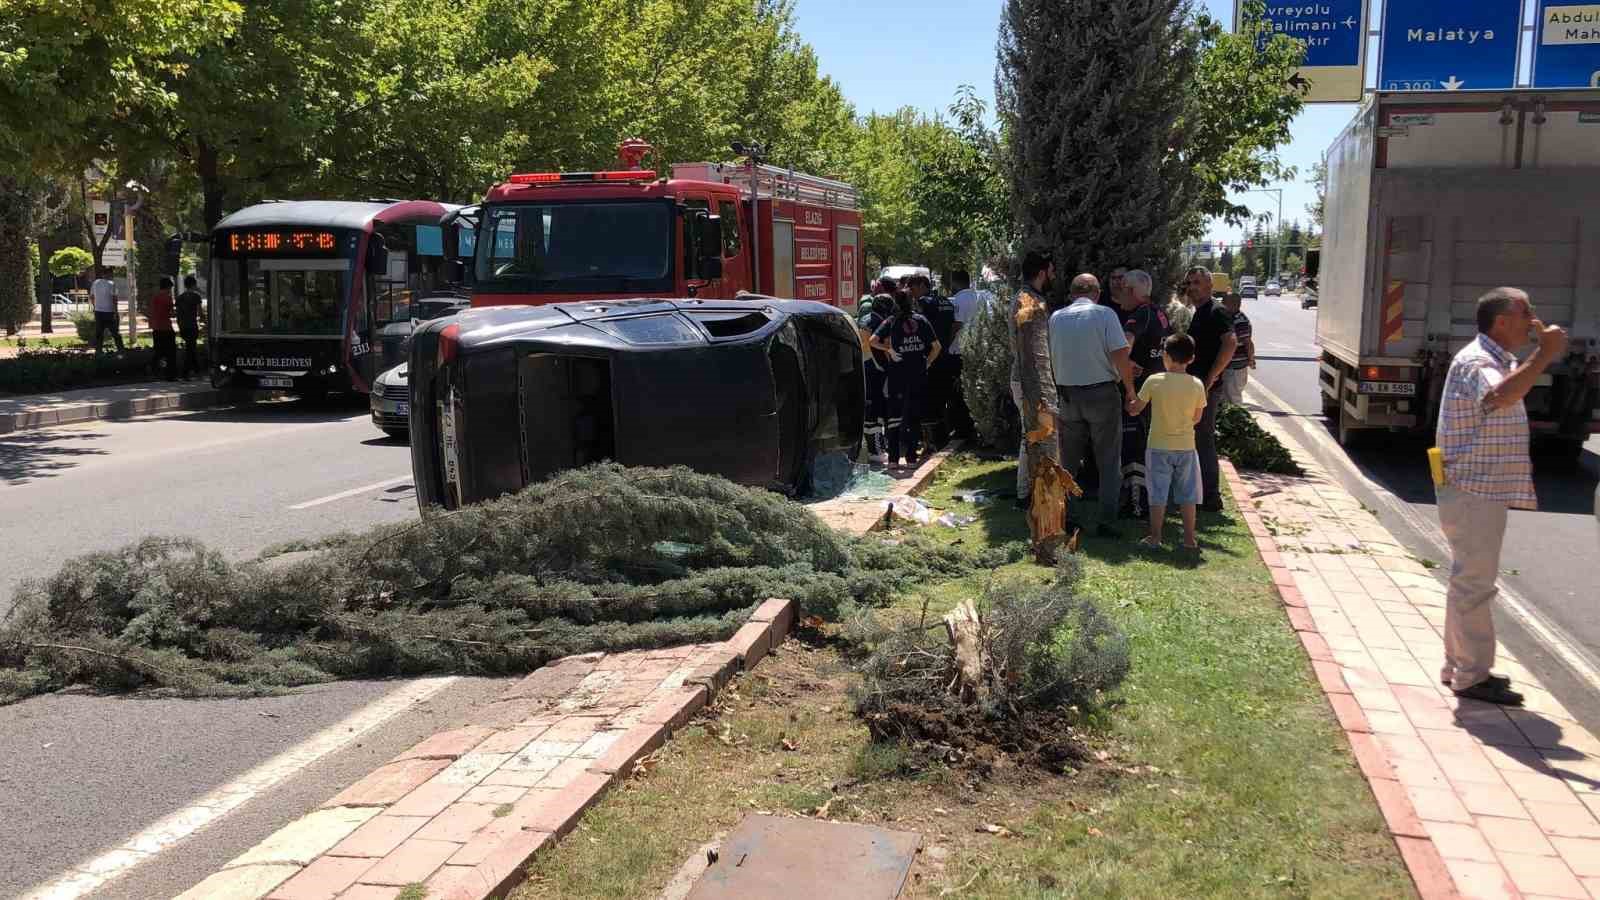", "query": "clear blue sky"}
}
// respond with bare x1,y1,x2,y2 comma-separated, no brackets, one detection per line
791,0,1357,249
